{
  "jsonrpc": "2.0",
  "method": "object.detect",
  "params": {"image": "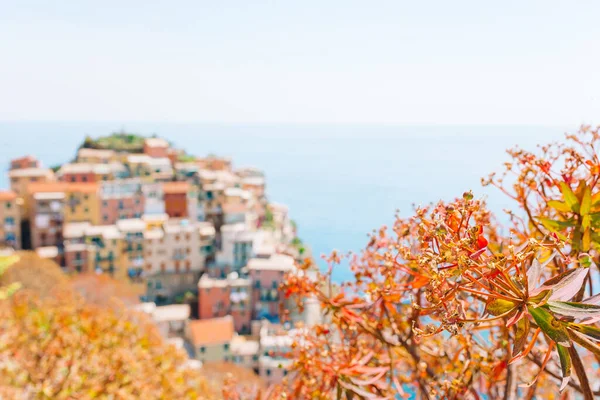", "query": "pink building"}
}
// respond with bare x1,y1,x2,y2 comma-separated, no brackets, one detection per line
198,273,252,334
64,242,91,273
99,180,144,224
247,254,295,322
10,155,40,170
